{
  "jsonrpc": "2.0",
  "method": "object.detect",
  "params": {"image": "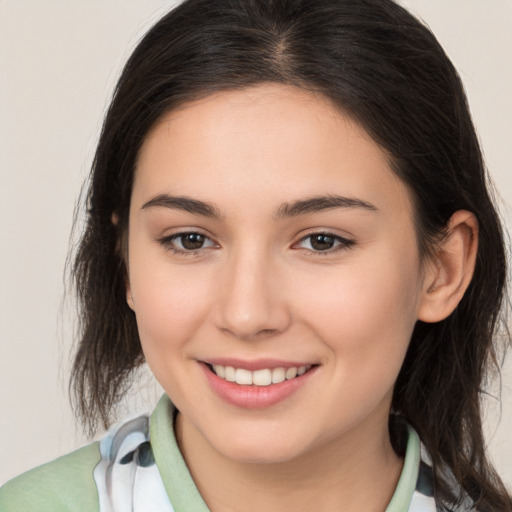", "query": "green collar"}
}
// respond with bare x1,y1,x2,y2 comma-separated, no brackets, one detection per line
150,394,420,511
386,423,421,511
151,394,210,512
